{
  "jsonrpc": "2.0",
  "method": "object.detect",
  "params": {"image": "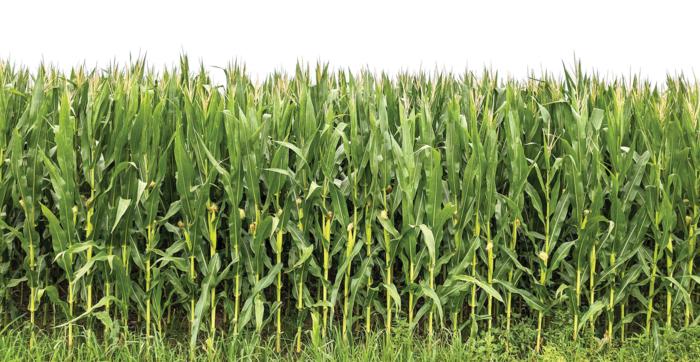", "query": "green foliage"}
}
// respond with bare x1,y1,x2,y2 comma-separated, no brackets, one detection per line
1,320,700,361
0,59,699,356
